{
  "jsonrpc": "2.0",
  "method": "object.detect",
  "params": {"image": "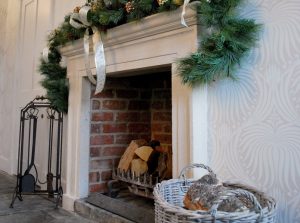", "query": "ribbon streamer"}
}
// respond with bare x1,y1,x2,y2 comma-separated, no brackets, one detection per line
181,0,210,27
83,29,97,85
181,0,190,27
70,5,106,94
92,27,106,94
42,47,49,63
60,56,67,68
